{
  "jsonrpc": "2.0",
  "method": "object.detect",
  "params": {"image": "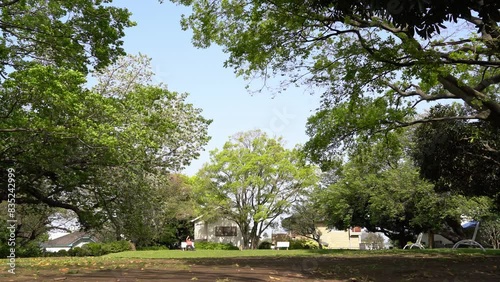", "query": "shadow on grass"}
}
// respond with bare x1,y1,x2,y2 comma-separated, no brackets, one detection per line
299,248,500,256
179,254,500,281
